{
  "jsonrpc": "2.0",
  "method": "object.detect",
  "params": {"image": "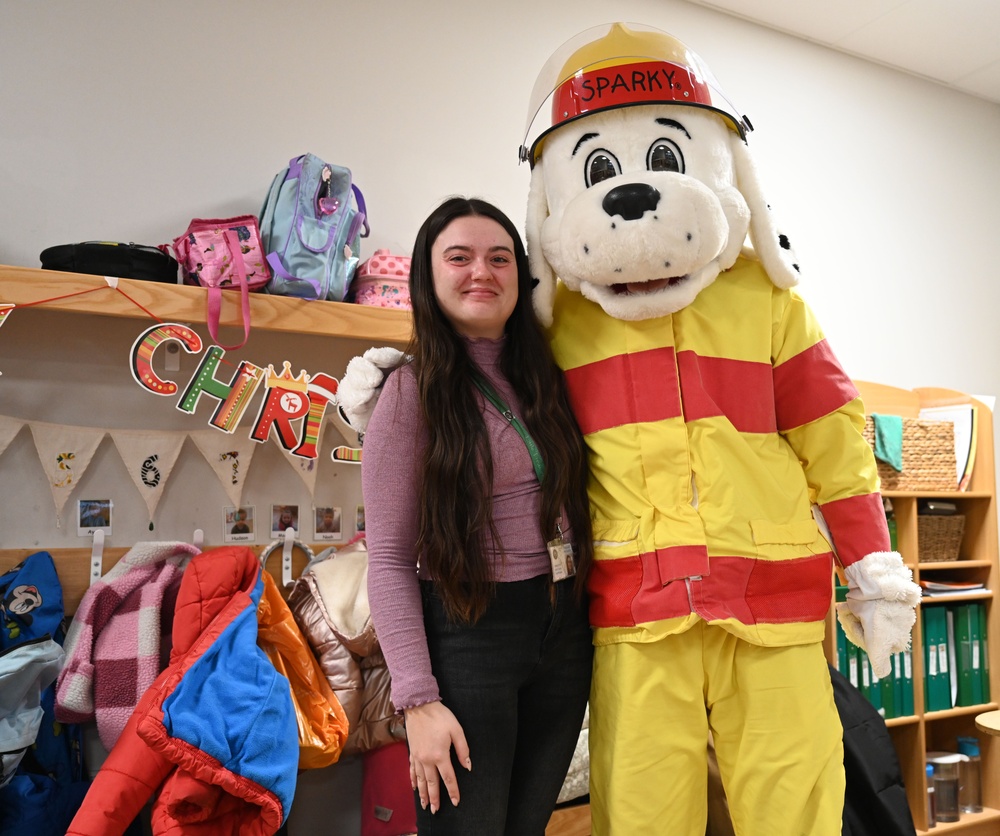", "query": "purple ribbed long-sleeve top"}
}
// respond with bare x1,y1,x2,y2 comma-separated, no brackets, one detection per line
362,337,563,711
